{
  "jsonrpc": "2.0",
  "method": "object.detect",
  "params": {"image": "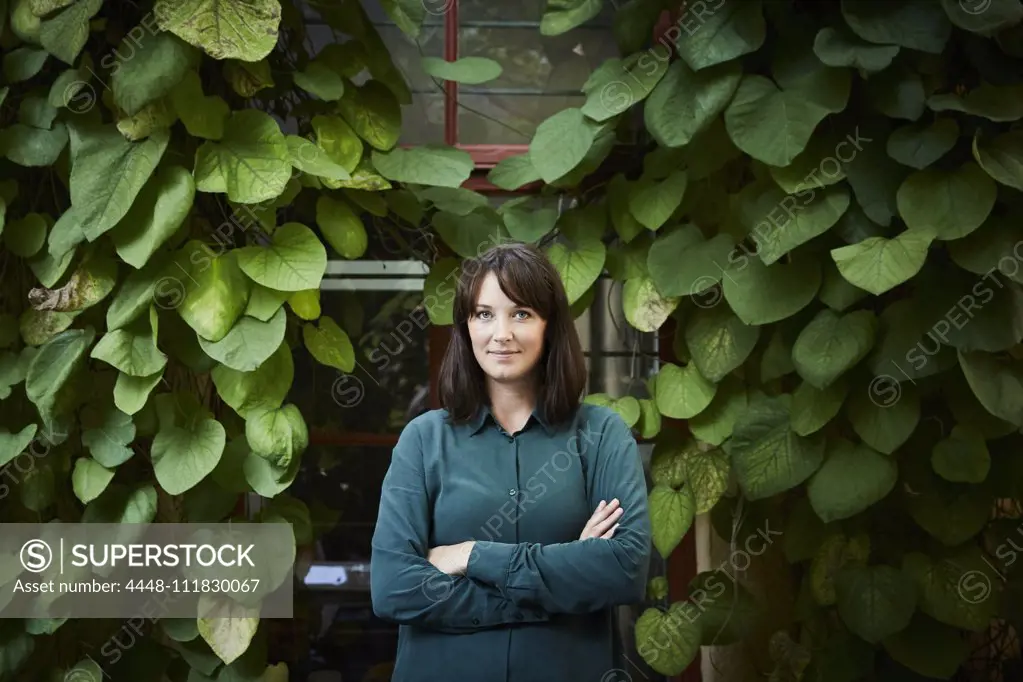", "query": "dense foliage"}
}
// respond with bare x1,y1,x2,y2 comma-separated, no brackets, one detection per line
2,0,1023,679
